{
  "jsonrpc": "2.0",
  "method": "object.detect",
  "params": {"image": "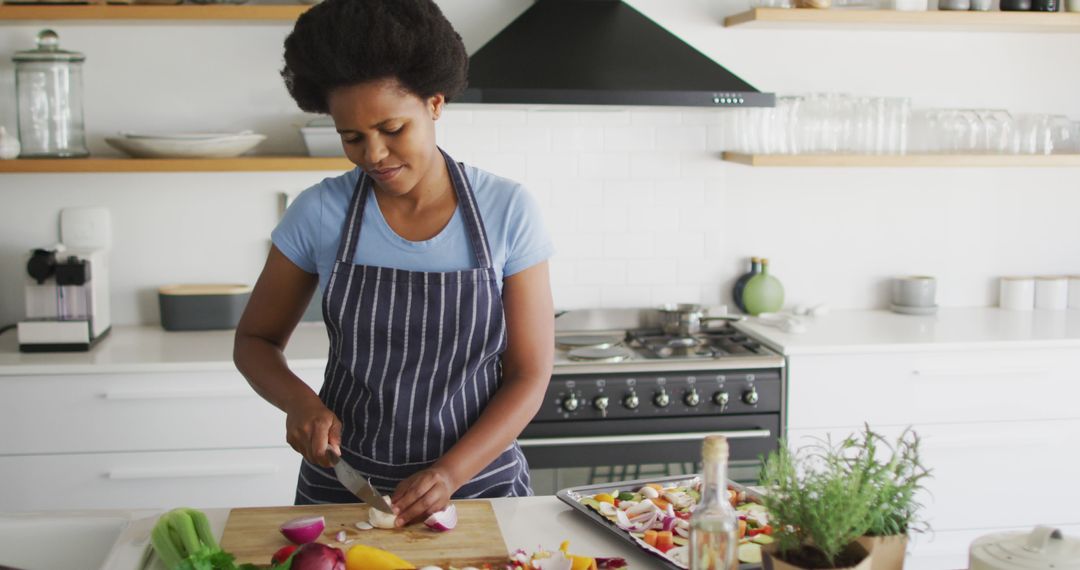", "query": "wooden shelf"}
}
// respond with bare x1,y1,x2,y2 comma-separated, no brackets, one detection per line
723,8,1080,32
722,152,1080,167
0,4,311,22
0,156,353,173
